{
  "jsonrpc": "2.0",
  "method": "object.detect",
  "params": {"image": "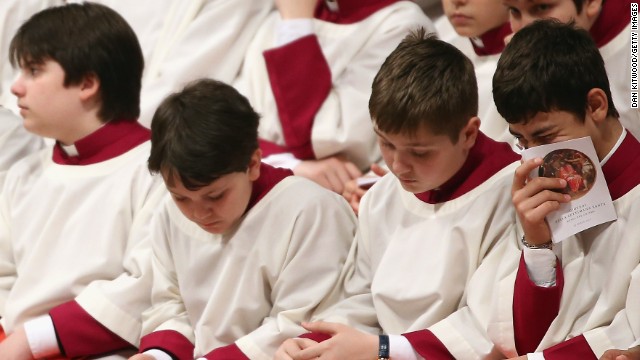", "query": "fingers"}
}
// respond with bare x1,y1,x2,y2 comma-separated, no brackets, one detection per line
512,158,543,194
275,338,319,360
301,321,343,335
344,161,363,179
370,163,388,177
